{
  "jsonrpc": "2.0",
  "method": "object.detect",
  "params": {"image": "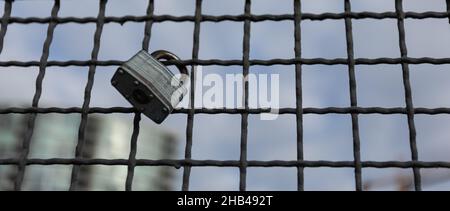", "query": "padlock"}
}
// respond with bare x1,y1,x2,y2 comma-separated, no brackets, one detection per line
111,50,189,124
